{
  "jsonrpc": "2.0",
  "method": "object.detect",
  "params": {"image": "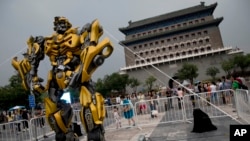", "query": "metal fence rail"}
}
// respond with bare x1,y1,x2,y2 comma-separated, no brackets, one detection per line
0,120,30,141
235,89,250,123
183,90,237,121
134,96,186,127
